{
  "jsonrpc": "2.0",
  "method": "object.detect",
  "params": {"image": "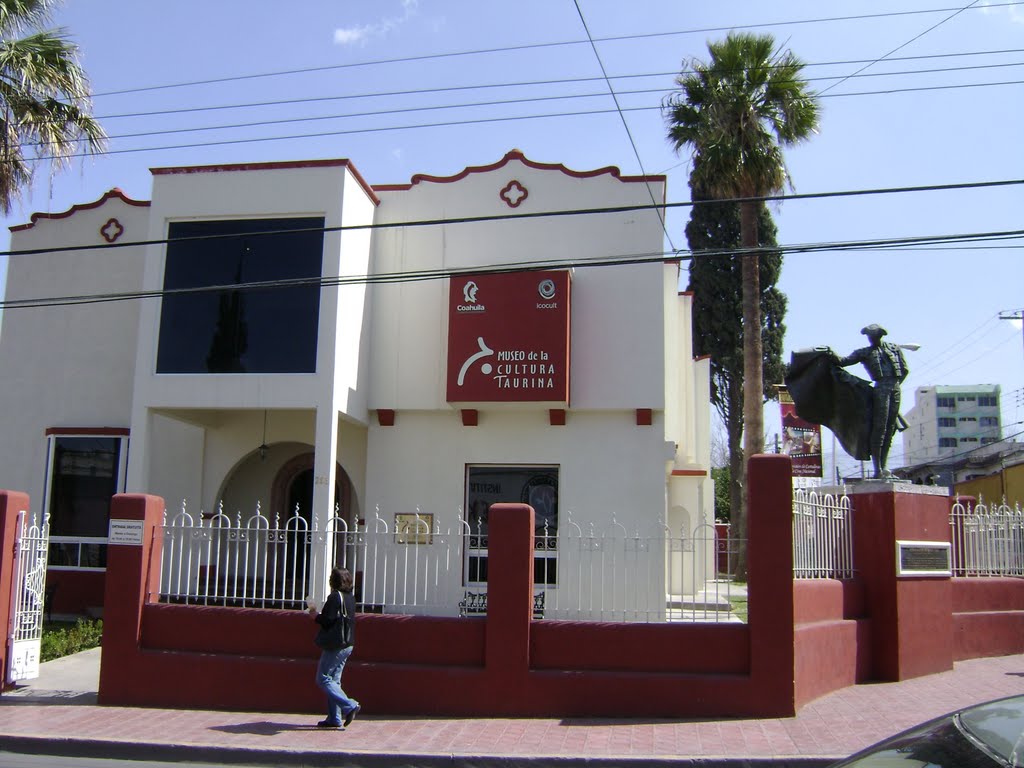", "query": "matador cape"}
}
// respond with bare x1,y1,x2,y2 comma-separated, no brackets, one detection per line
783,348,873,462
